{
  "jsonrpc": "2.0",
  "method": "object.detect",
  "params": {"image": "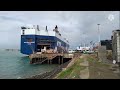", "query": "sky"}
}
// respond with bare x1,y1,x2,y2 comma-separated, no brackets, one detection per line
0,11,119,49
